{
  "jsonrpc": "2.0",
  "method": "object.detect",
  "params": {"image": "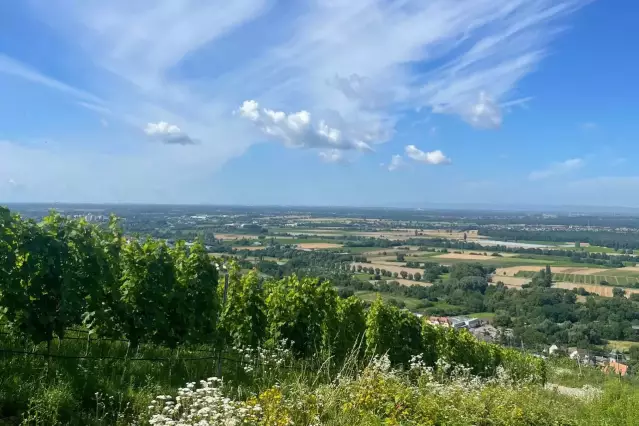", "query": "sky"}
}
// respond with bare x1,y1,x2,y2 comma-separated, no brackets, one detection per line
0,0,638,208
